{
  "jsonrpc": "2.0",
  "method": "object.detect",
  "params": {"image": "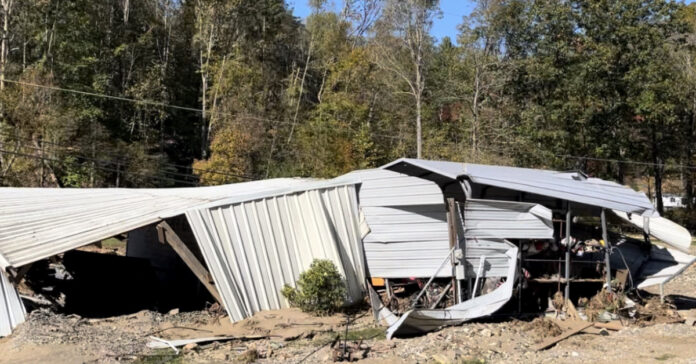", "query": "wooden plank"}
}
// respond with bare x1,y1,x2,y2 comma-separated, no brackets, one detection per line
157,221,222,304
446,198,458,302
10,263,32,284
533,321,592,351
